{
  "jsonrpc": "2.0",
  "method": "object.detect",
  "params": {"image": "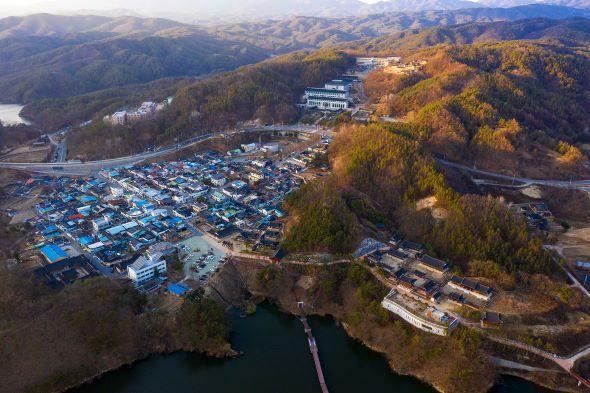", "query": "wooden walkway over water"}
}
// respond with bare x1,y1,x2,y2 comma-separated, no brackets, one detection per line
299,316,329,393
